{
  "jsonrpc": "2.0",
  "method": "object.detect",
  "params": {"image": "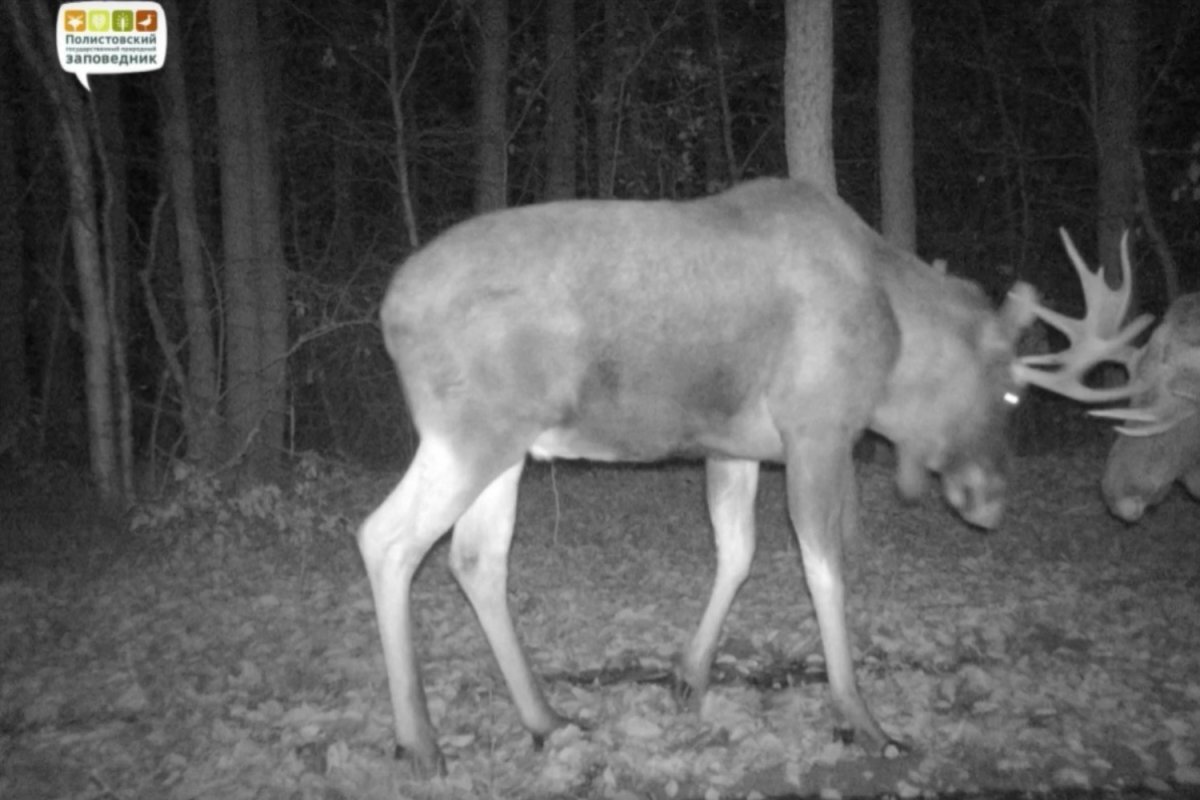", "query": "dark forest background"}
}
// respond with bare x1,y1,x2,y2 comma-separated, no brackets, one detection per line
2,0,1199,506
